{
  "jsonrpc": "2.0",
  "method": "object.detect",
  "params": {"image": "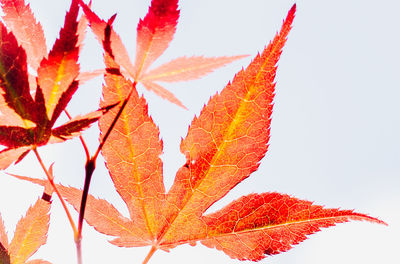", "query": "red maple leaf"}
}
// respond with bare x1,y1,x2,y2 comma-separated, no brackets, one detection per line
78,0,247,108
14,4,386,263
0,0,110,169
